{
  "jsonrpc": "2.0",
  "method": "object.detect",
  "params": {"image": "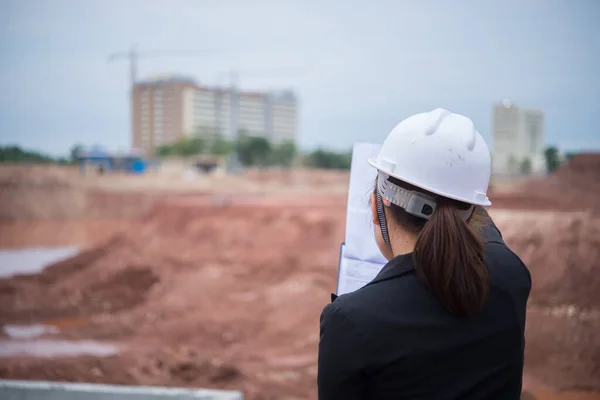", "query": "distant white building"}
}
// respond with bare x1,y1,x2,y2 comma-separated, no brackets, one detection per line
492,100,546,176
182,86,297,144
